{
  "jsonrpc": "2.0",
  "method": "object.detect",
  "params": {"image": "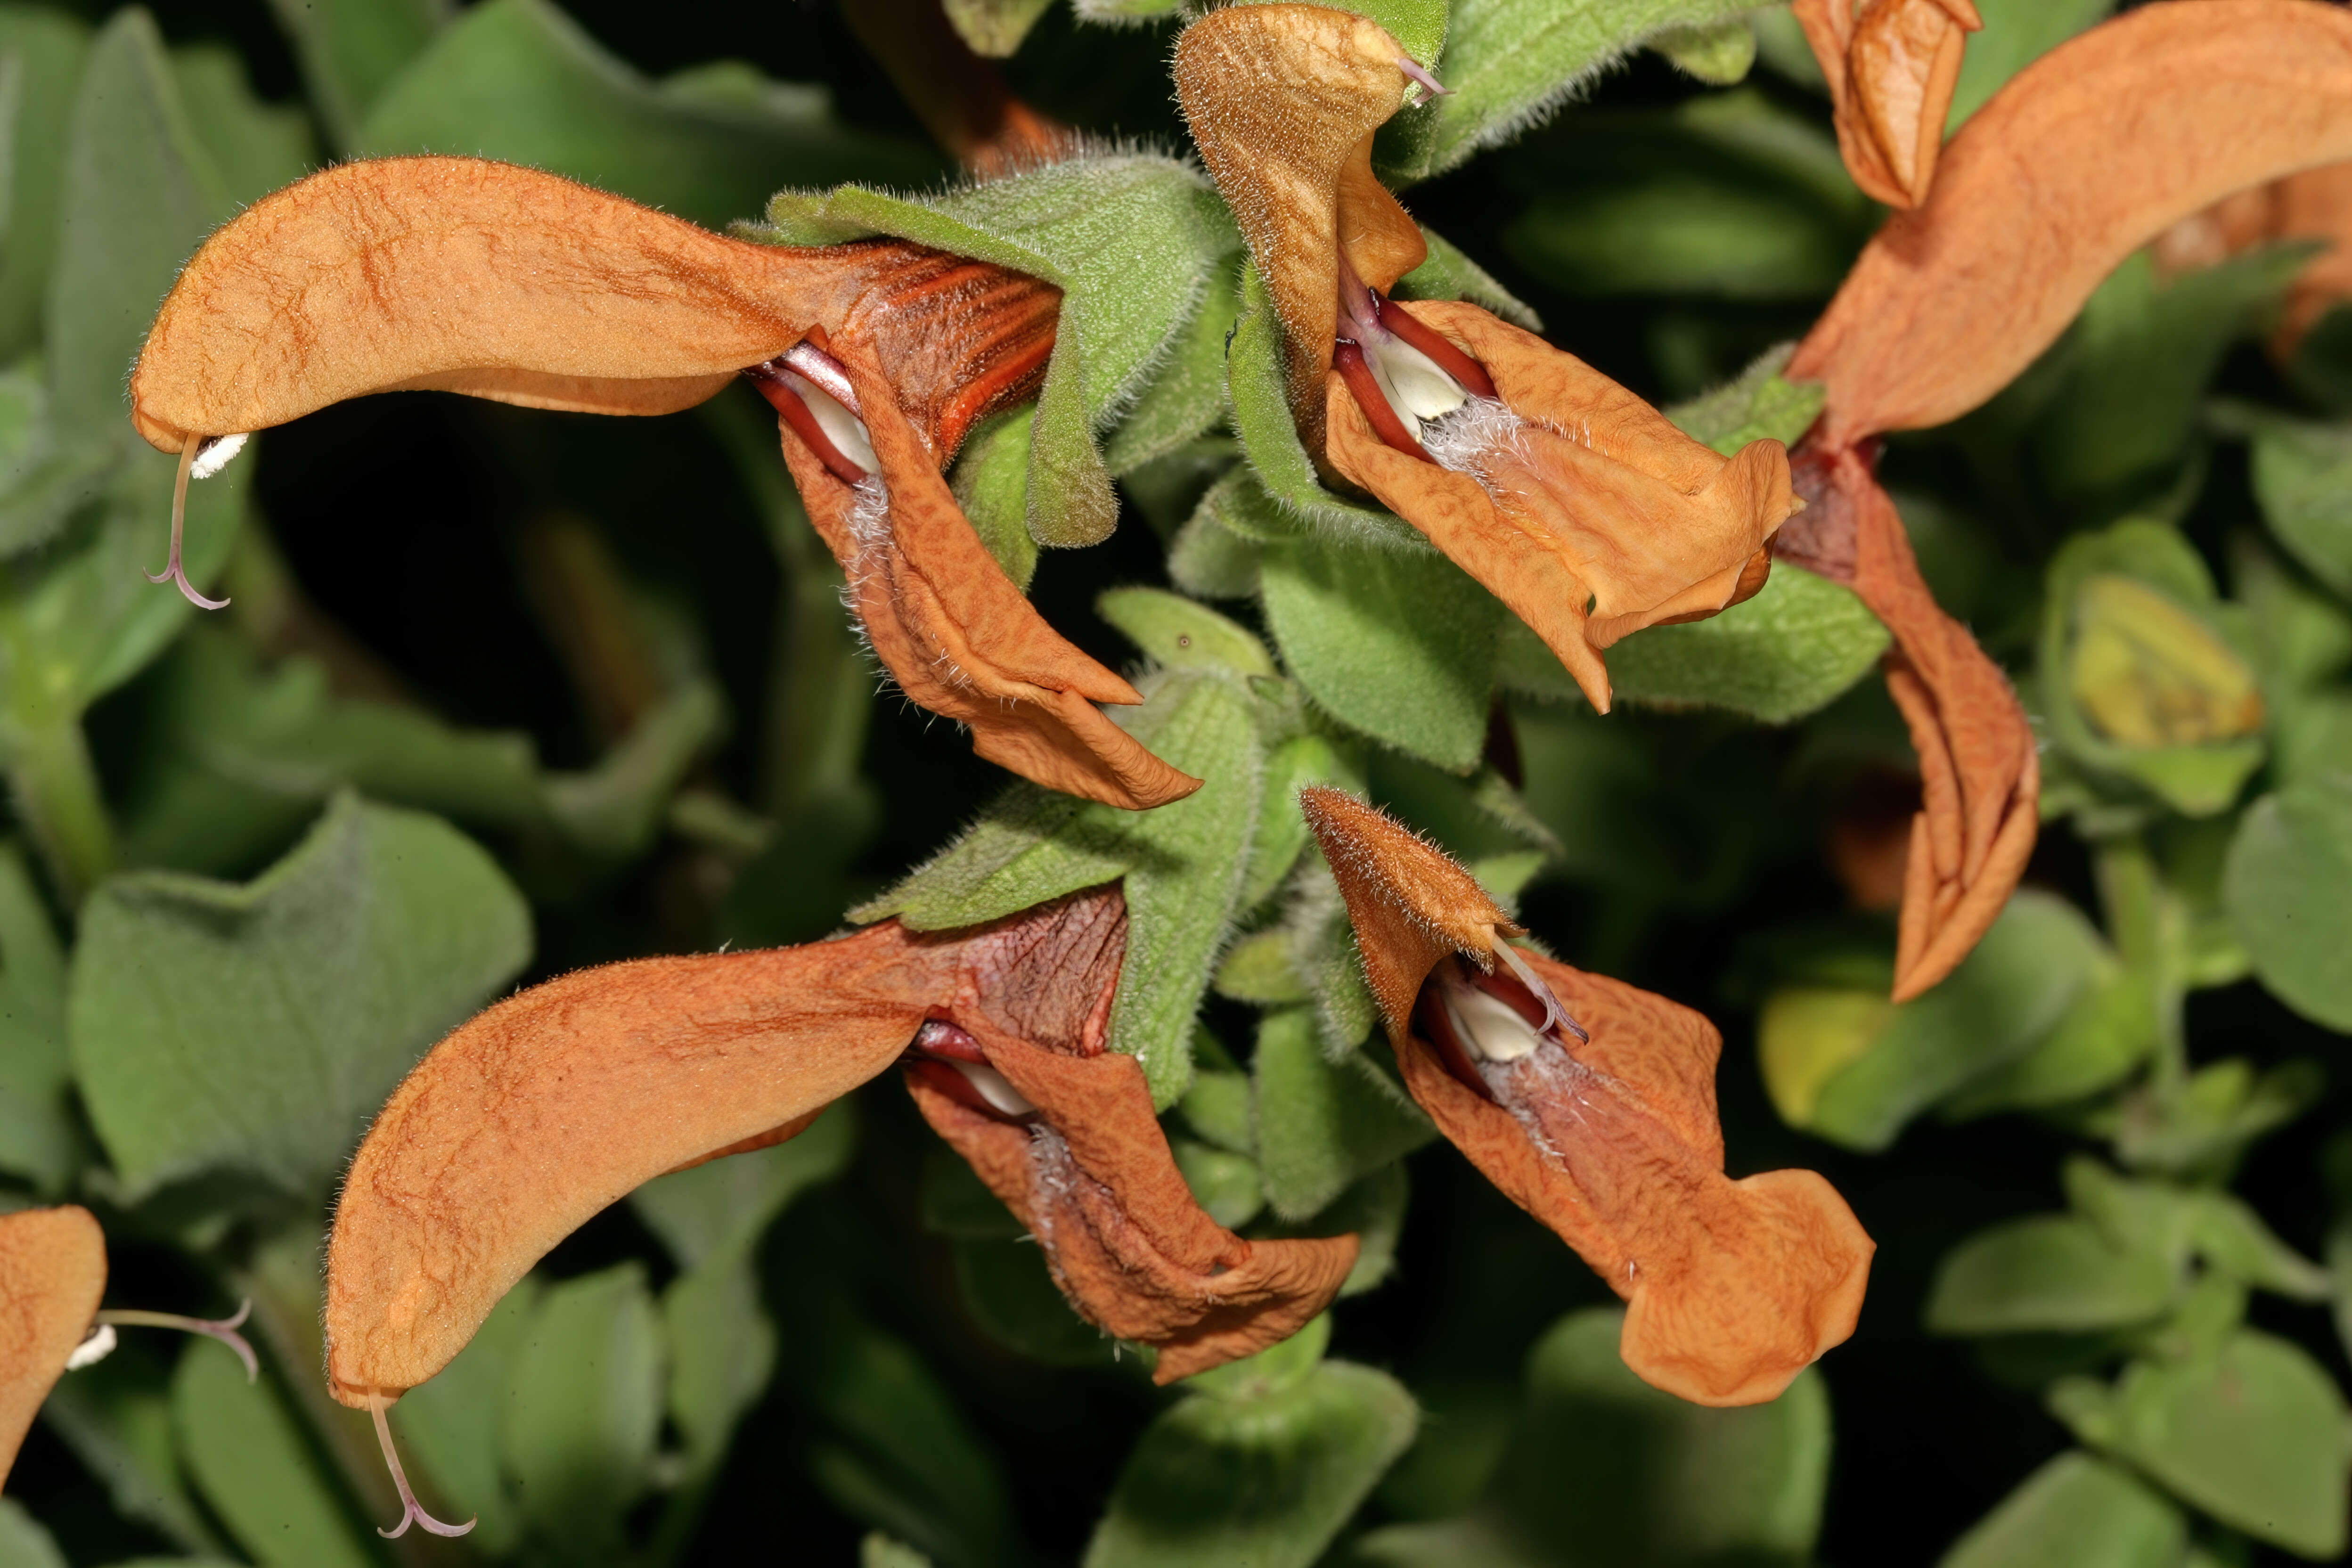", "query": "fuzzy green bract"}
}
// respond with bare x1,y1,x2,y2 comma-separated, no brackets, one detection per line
1084,1317,1418,1568
1372,0,1780,185
763,155,1241,548
855,668,1262,1104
